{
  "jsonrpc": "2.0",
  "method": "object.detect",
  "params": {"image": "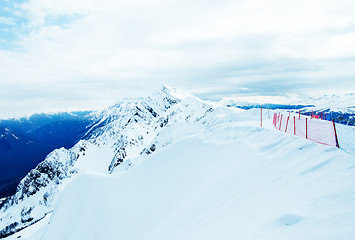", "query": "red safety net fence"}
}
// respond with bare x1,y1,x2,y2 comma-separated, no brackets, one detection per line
273,112,338,147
